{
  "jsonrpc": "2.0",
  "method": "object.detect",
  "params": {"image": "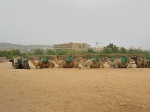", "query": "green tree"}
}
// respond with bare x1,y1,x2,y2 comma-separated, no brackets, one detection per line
67,50,77,55
46,49,56,55
120,47,127,54
12,49,21,56
101,43,116,54
6,51,14,59
87,49,95,54
34,48,44,55
128,48,136,54
21,53,28,58
55,49,67,55
0,51,5,57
